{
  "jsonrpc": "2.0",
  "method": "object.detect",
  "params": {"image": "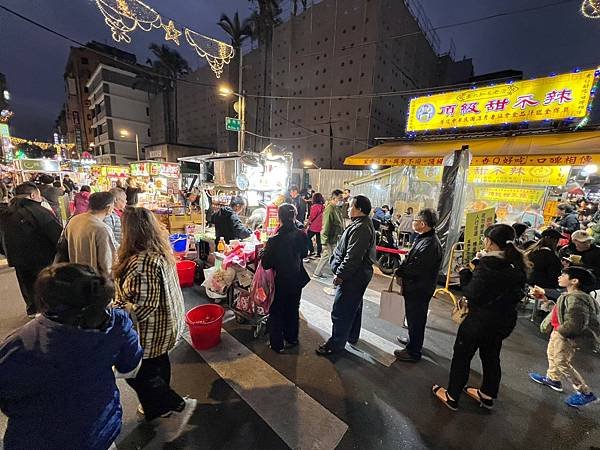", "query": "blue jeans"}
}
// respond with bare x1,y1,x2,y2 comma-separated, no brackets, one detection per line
327,270,372,350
